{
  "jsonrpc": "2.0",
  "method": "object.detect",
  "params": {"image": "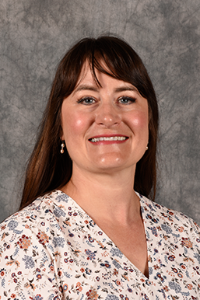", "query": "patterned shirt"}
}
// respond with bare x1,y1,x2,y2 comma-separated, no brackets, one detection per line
0,190,199,299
